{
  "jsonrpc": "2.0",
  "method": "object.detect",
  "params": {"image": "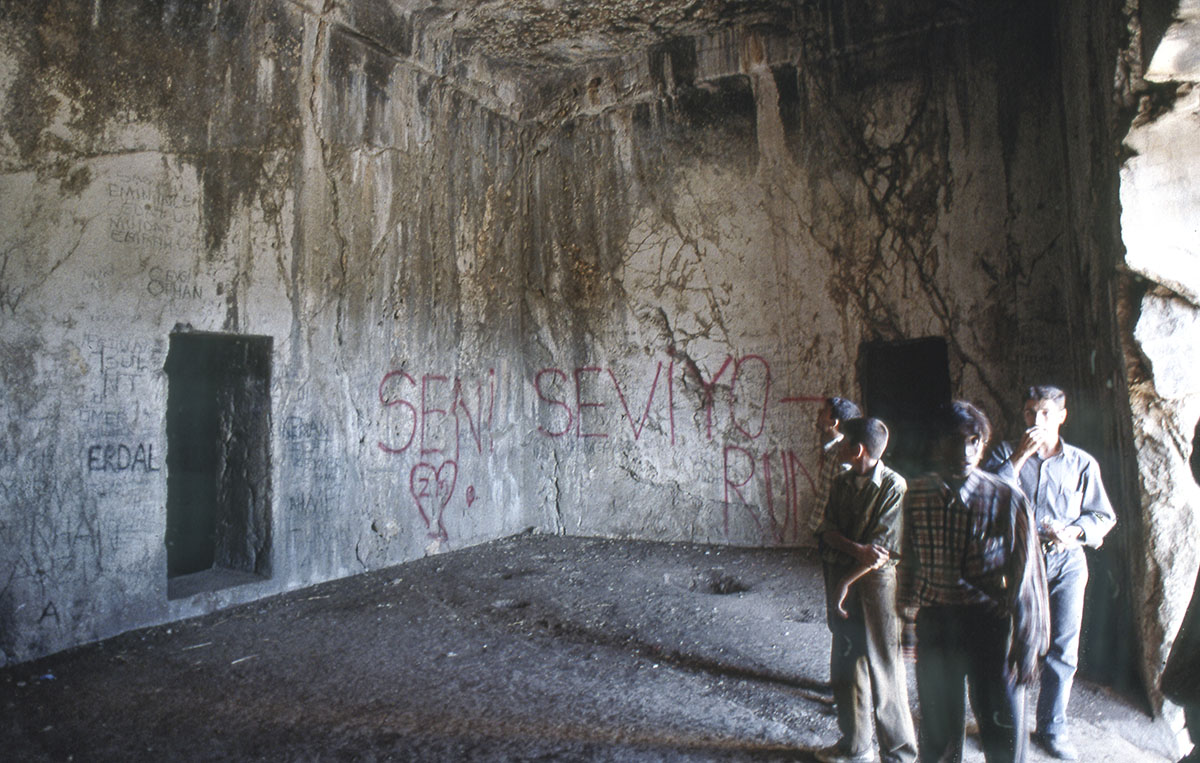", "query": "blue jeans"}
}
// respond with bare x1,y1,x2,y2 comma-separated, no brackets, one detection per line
1038,547,1088,739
